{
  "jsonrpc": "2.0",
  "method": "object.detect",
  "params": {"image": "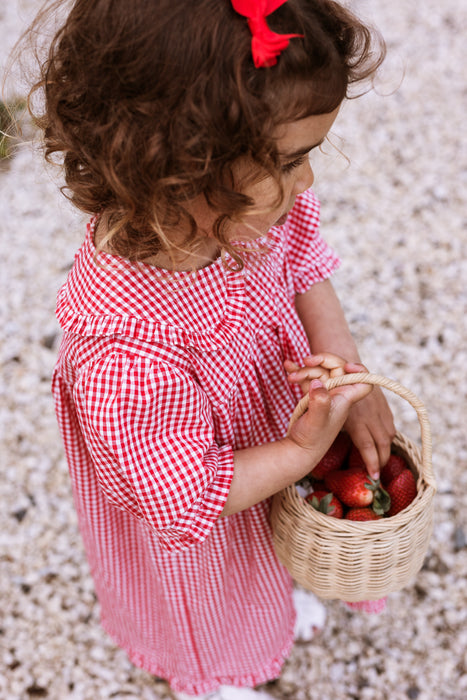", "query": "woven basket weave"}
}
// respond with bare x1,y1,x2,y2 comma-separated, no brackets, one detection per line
270,373,437,601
